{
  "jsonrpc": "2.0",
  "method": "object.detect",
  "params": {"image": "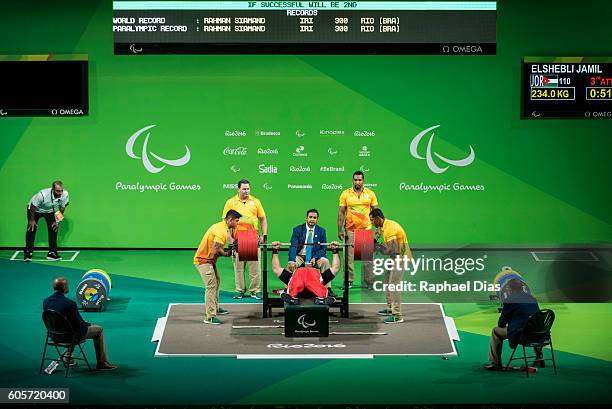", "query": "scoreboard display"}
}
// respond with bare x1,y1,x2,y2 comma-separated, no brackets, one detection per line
0,56,88,117
113,1,496,54
523,57,612,119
